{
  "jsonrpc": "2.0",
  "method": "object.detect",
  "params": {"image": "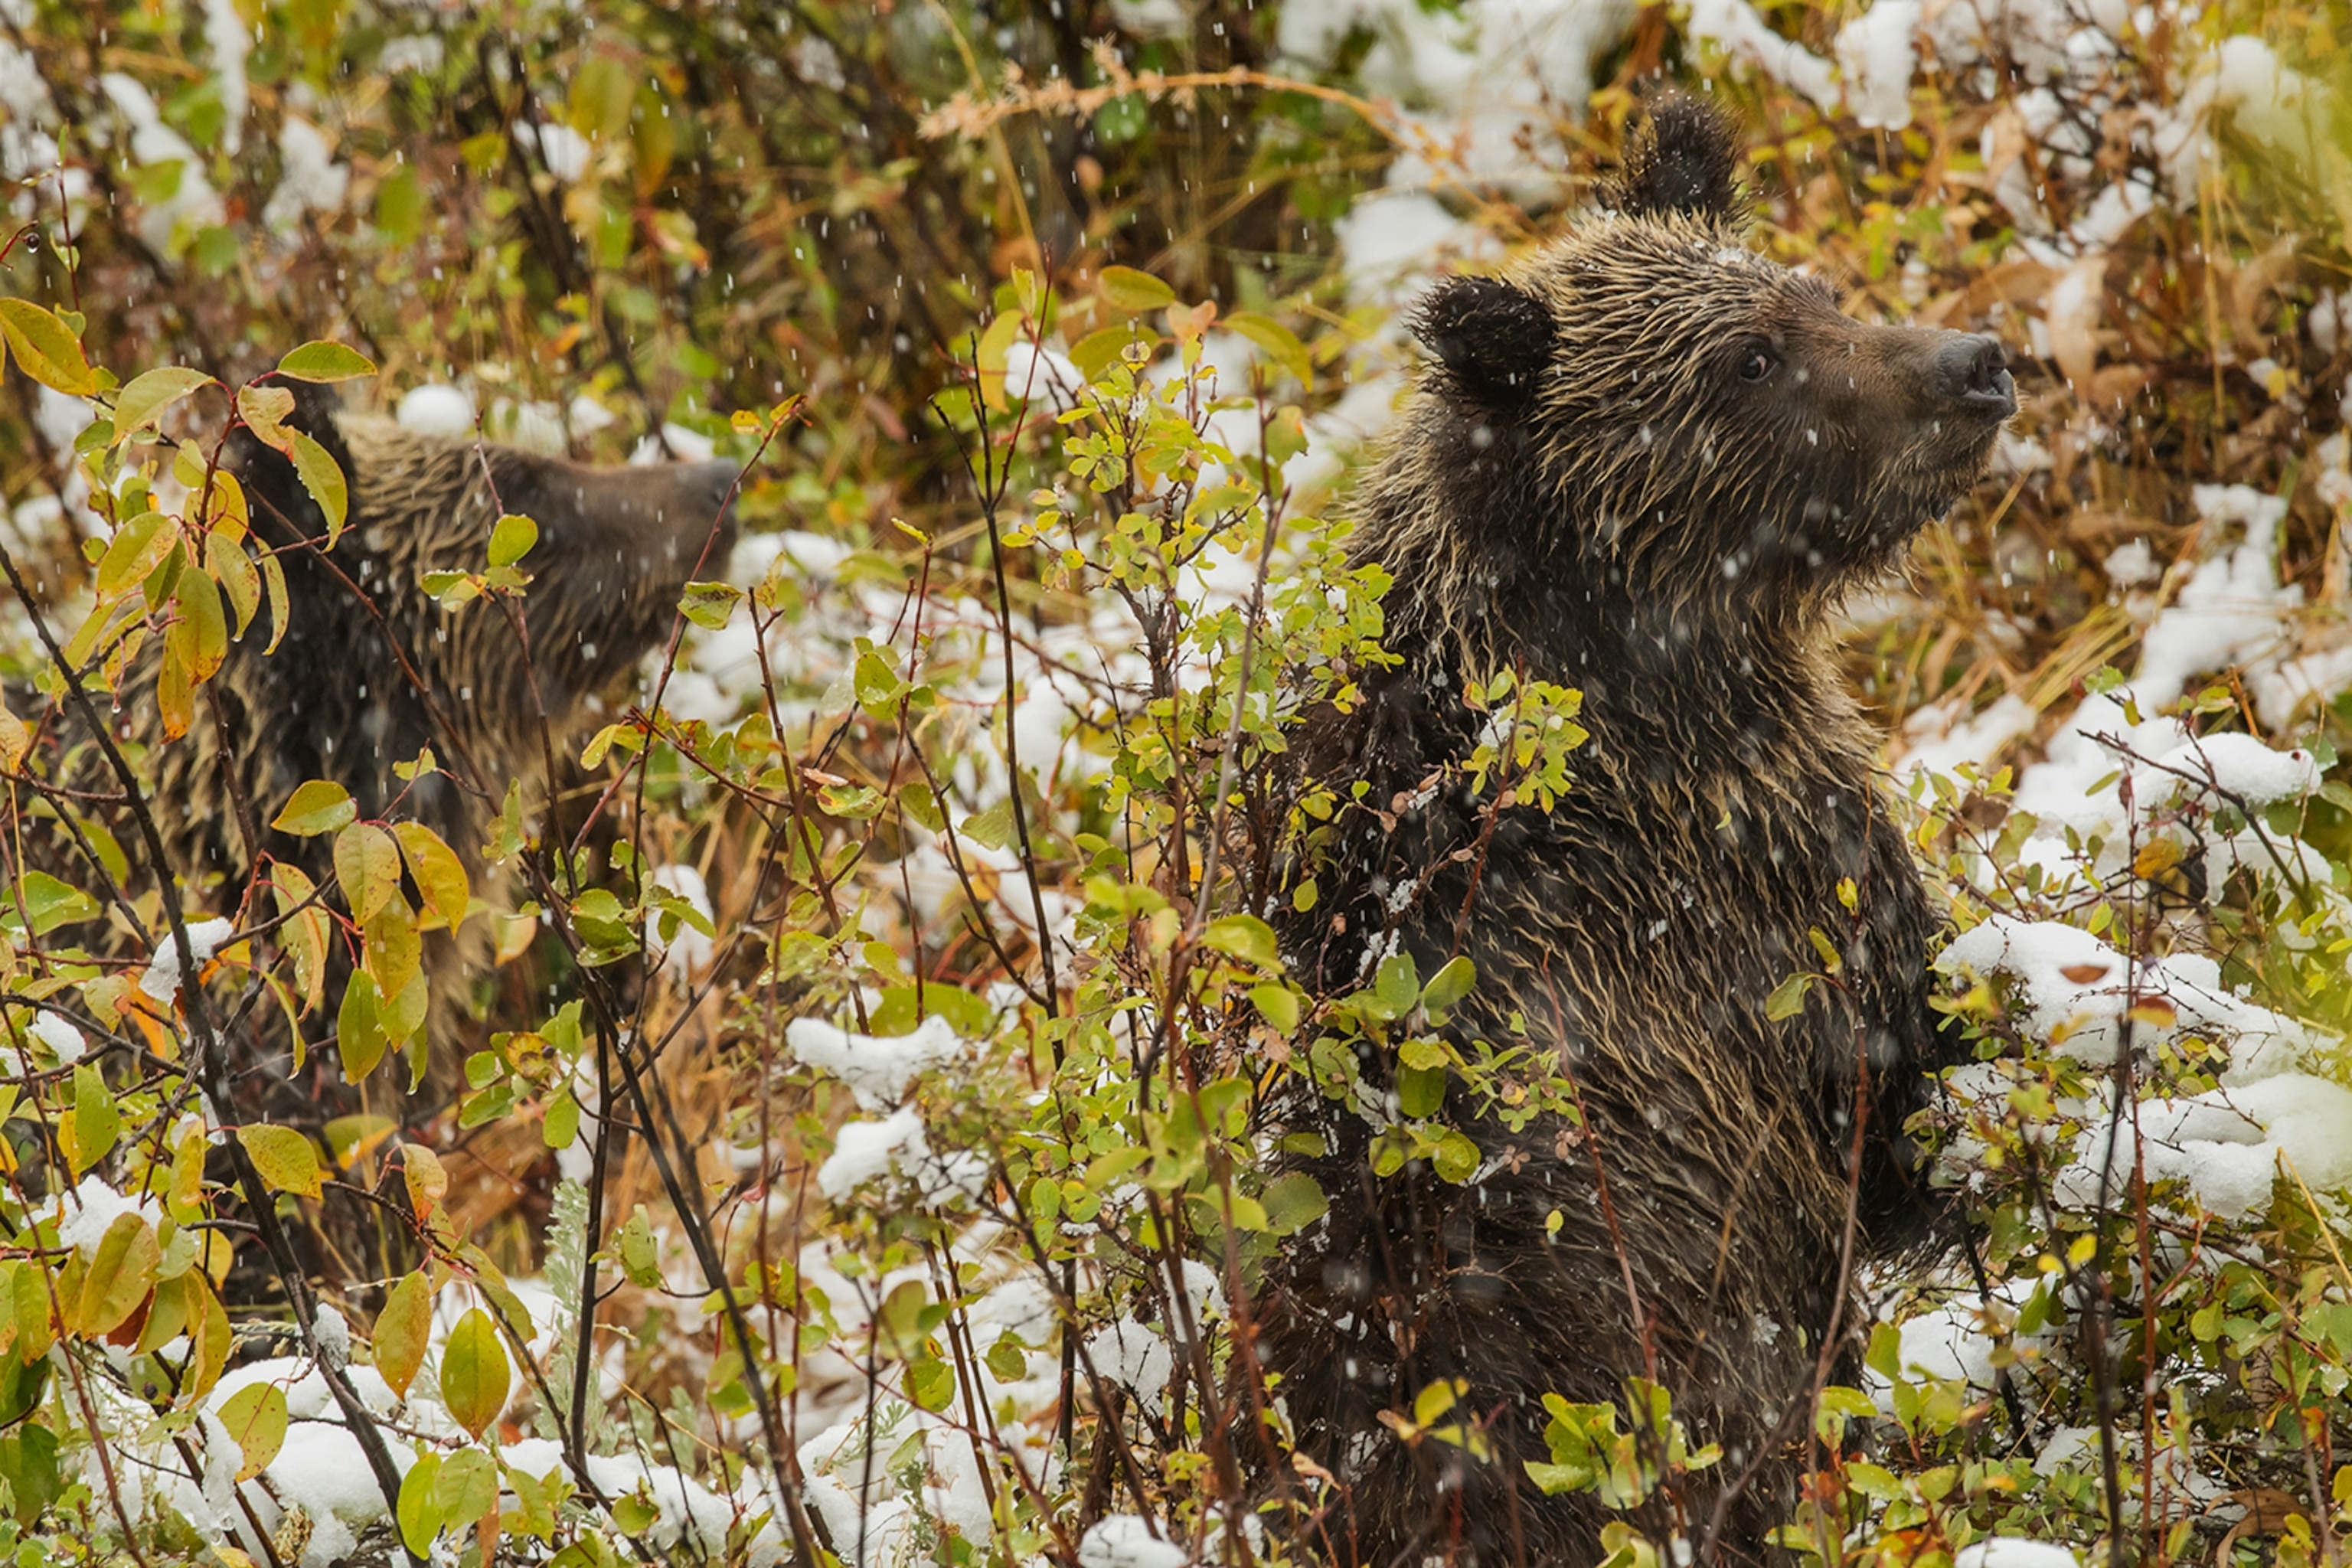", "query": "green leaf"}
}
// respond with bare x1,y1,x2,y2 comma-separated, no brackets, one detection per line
274,341,377,383
436,1445,498,1524
288,430,348,546
1373,952,1420,1019
17,871,98,935
75,1213,158,1338
1096,266,1175,312
488,512,537,567
438,1308,510,1441
272,779,356,837
616,1206,662,1289
1249,982,1299,1034
1419,955,1476,1020
216,1380,289,1482
237,1123,322,1199
906,1356,956,1412
337,969,388,1084
678,580,741,629
544,1090,580,1150
1764,971,1815,1021
0,299,96,396
1201,913,1281,971
1432,1129,1481,1184
397,1452,445,1555
373,1272,431,1400
1262,1171,1328,1235
67,1063,118,1174
1222,311,1314,387
96,511,175,599
111,367,214,443
335,822,403,923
